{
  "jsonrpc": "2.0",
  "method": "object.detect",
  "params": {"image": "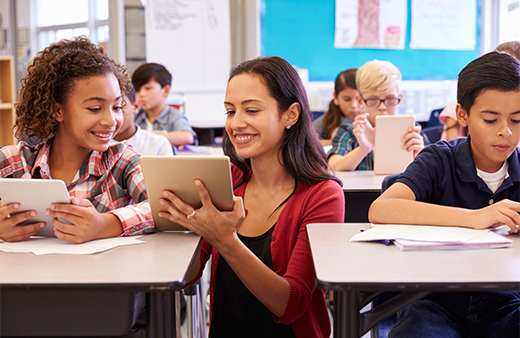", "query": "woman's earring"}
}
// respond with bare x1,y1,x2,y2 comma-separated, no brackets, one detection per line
286,125,291,129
